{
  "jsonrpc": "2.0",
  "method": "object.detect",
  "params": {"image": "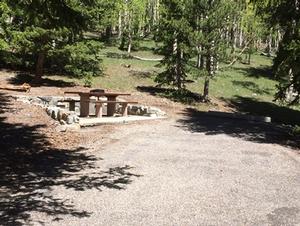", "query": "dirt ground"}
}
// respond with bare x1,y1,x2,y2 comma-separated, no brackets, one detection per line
0,71,299,225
